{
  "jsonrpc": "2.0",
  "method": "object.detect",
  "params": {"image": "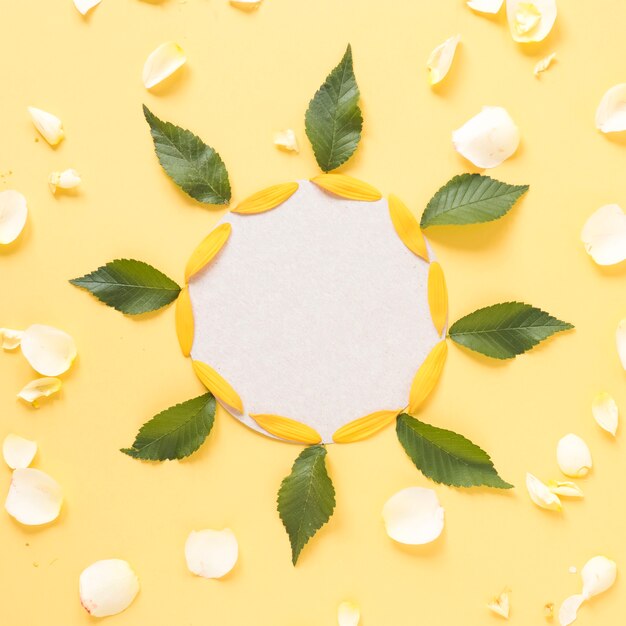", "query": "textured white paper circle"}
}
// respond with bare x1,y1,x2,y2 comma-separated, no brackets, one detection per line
188,180,442,443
